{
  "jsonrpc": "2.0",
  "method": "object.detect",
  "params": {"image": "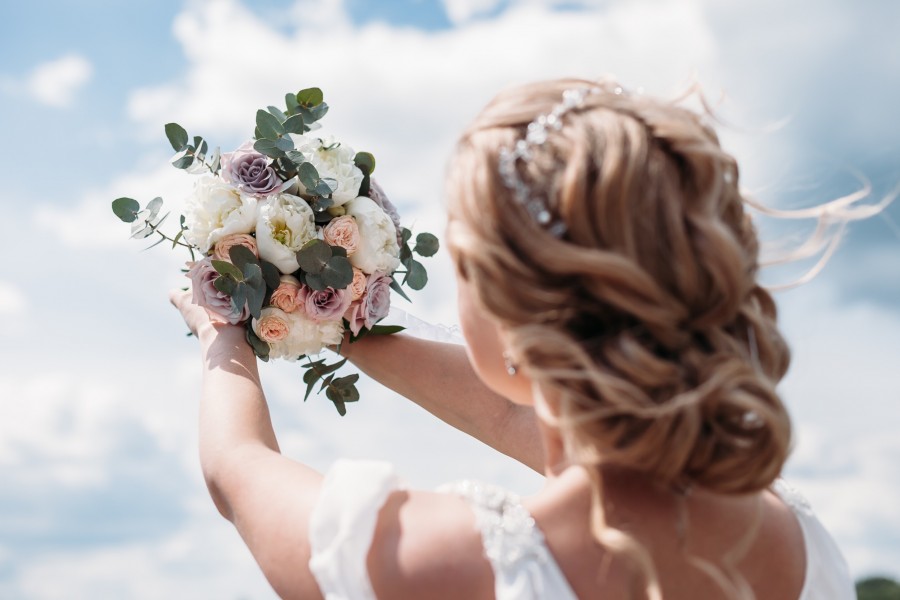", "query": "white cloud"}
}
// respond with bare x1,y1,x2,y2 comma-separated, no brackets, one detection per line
441,0,504,24
25,54,93,108
0,281,26,316
778,285,900,576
